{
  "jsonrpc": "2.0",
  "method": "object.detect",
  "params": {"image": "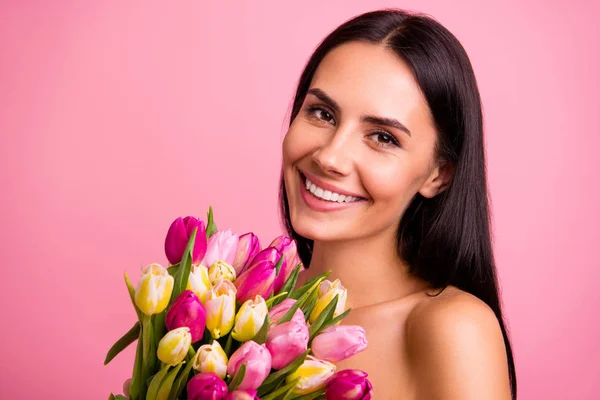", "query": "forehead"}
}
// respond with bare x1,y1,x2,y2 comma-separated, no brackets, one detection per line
309,41,432,131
